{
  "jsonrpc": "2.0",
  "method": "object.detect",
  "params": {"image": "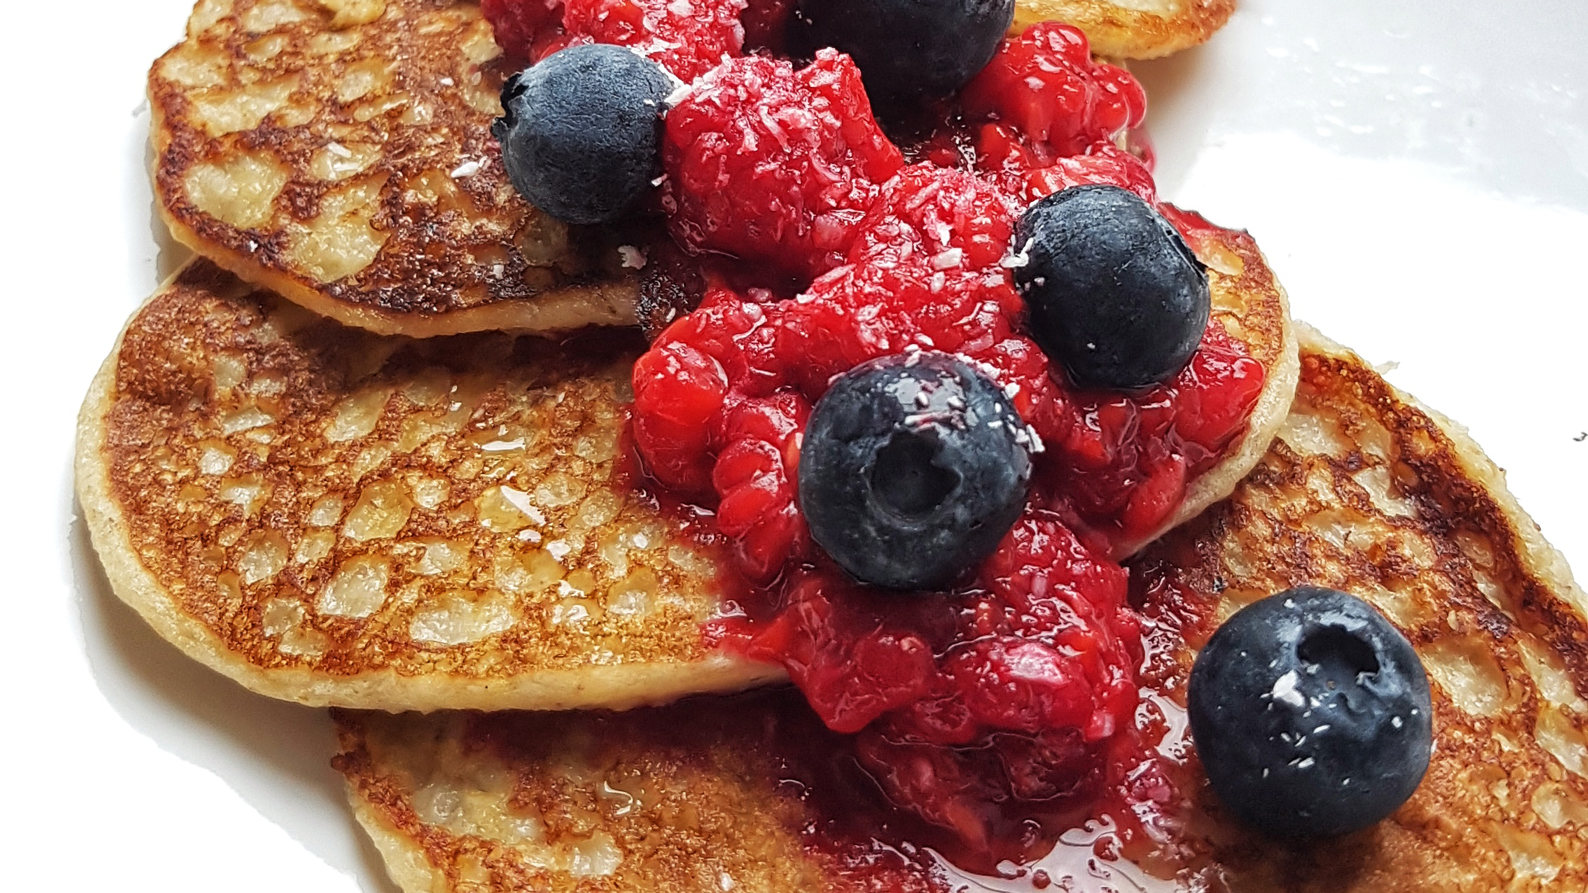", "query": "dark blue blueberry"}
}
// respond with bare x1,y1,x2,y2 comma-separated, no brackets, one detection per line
798,352,1031,591
1013,185,1210,391
492,44,673,225
1187,587,1434,838
794,0,1014,106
